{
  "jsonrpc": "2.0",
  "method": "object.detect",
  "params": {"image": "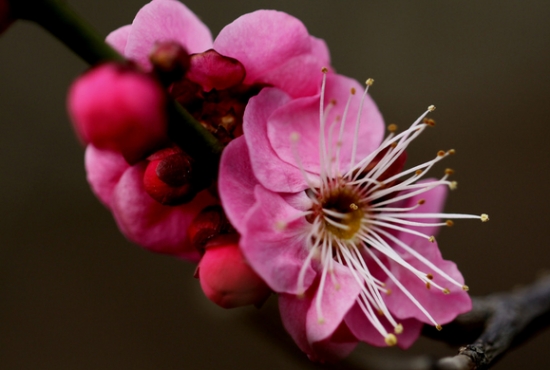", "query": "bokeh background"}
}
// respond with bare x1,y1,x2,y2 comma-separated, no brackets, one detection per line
1,1,550,369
